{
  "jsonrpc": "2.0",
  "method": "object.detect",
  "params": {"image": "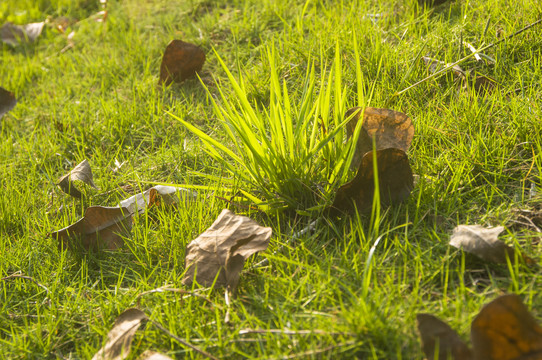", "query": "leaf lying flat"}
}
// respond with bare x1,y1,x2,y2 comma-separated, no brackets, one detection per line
417,314,472,360
182,209,272,290
92,308,147,360
51,206,132,251
330,148,413,215
0,87,16,118
449,225,534,264
57,159,98,199
119,185,196,215
159,40,205,85
471,294,542,360
0,22,44,46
